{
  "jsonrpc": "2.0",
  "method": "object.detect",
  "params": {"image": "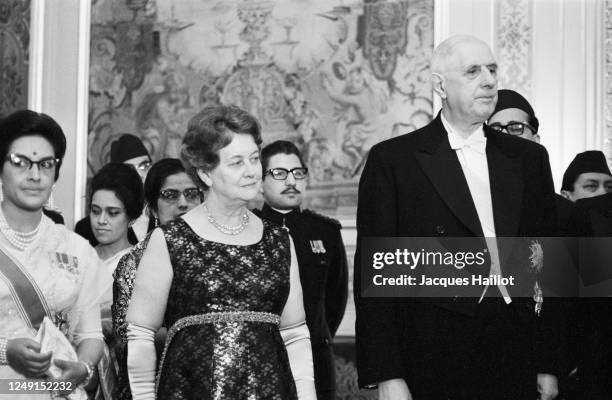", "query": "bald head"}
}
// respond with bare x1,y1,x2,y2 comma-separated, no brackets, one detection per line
431,35,498,130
